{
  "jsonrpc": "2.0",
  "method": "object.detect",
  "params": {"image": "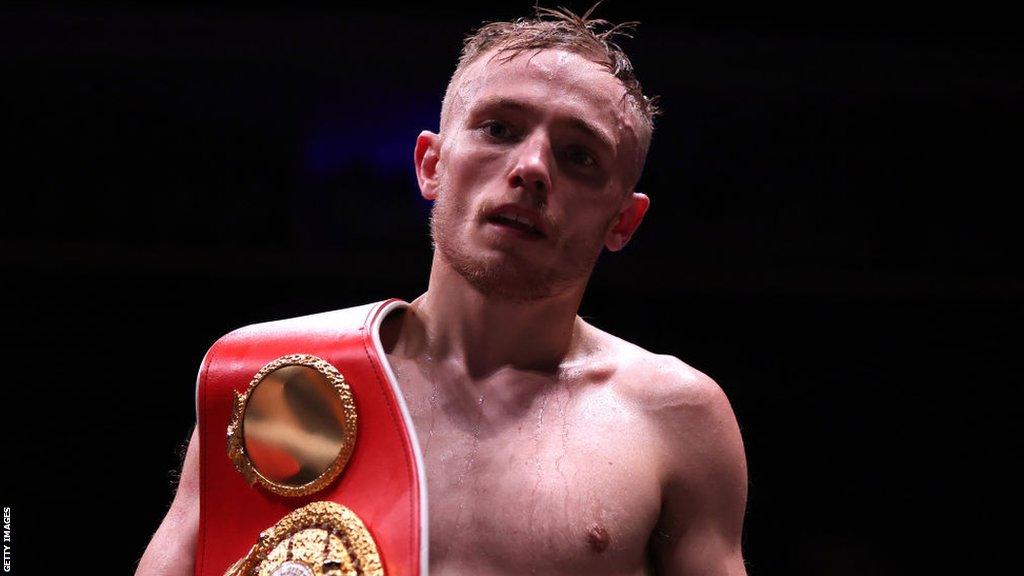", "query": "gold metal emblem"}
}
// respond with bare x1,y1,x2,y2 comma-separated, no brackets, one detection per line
227,354,357,497
224,501,384,576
